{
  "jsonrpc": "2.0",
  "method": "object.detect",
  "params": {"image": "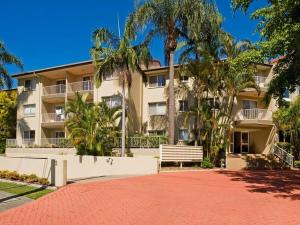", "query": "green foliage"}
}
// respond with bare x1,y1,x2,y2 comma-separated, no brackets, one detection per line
0,91,17,153
232,0,300,105
201,157,214,169
273,97,300,159
65,92,121,156
0,170,49,185
0,41,23,89
294,160,300,168
127,0,221,144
